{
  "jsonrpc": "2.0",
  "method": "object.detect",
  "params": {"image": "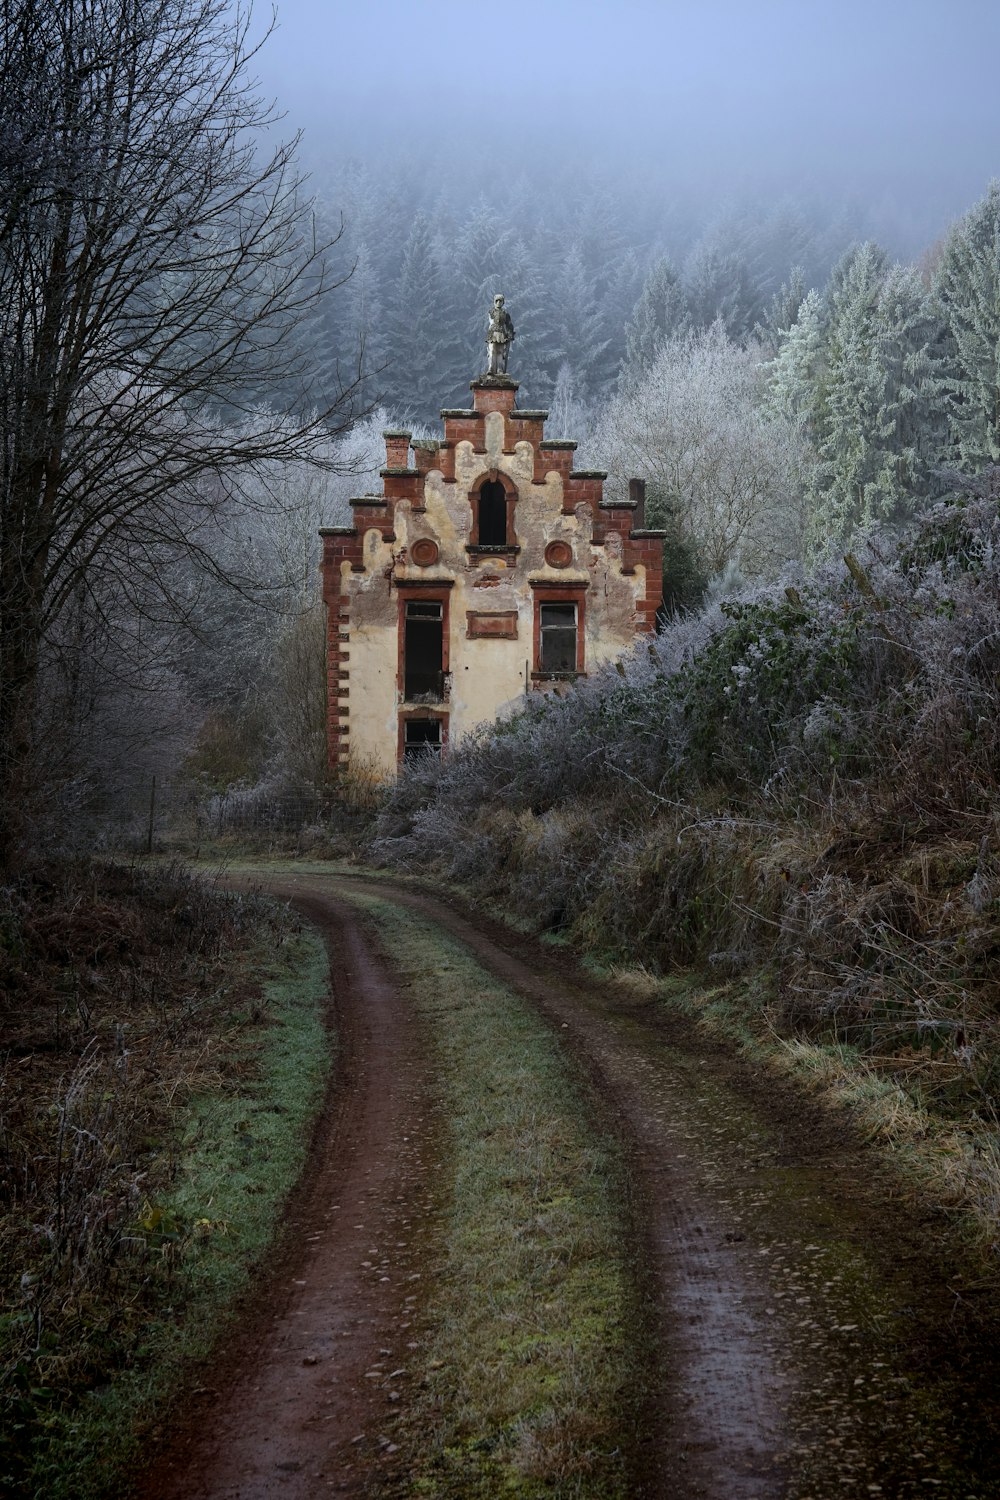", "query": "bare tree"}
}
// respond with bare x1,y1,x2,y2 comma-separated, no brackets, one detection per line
587,322,807,578
0,0,360,870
